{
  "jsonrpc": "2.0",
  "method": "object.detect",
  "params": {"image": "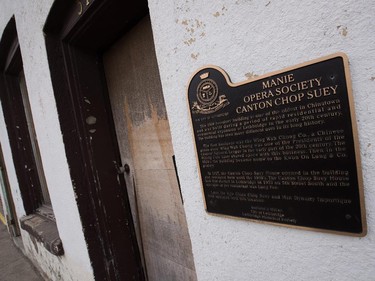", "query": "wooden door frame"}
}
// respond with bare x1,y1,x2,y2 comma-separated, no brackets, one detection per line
44,0,148,280
0,17,44,215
